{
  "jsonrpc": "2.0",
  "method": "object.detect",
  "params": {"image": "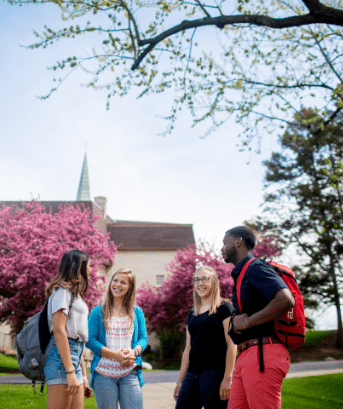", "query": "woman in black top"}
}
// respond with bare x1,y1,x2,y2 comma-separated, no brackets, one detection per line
174,266,237,409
